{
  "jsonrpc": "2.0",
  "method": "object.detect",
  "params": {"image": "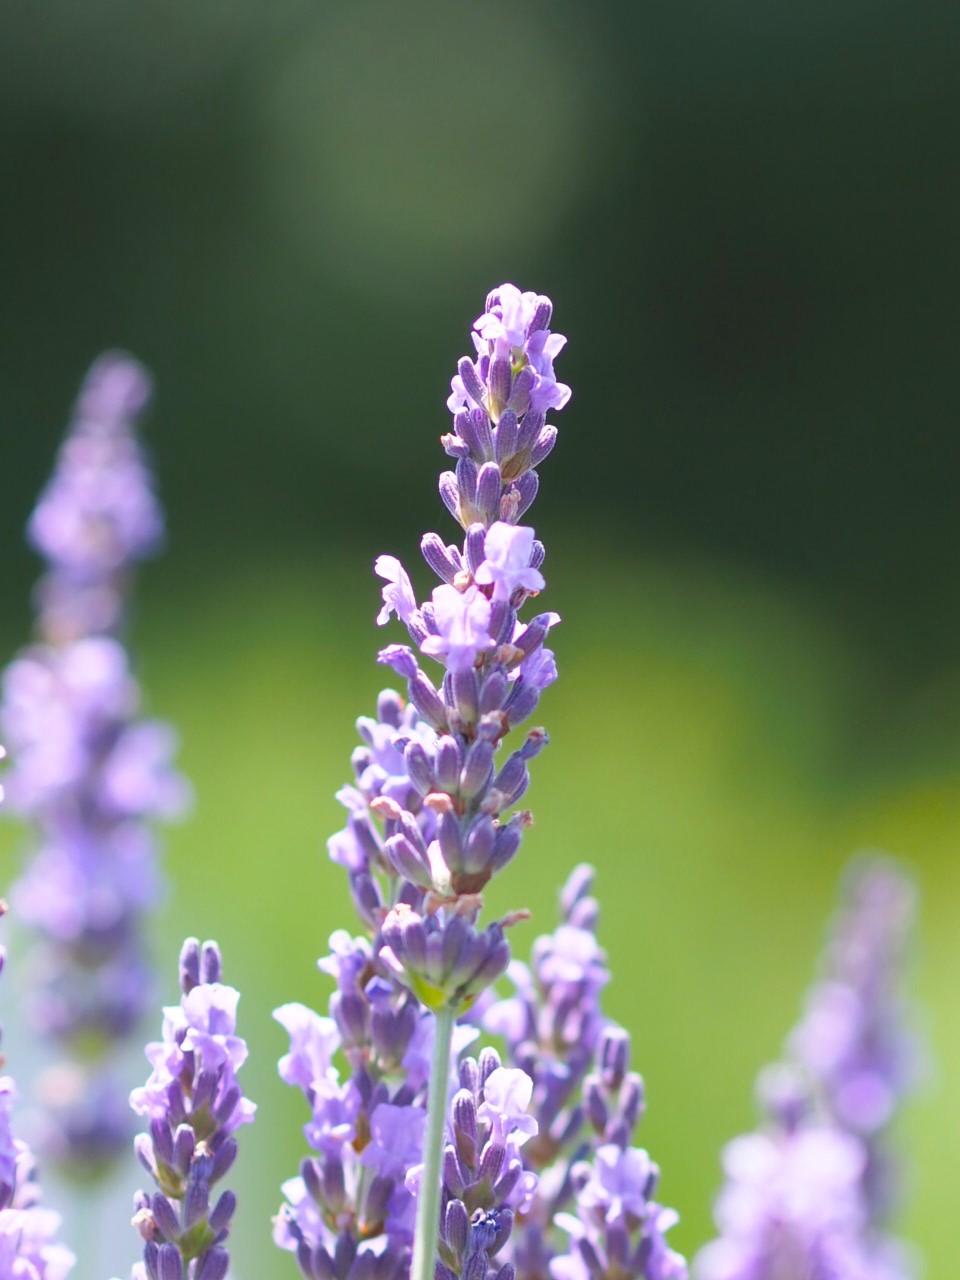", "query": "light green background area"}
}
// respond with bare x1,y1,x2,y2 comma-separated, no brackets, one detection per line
3,545,953,1276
